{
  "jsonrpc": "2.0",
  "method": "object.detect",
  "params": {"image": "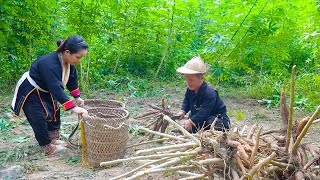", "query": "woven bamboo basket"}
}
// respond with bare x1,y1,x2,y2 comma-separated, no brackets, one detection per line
83,108,129,167
85,99,125,109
